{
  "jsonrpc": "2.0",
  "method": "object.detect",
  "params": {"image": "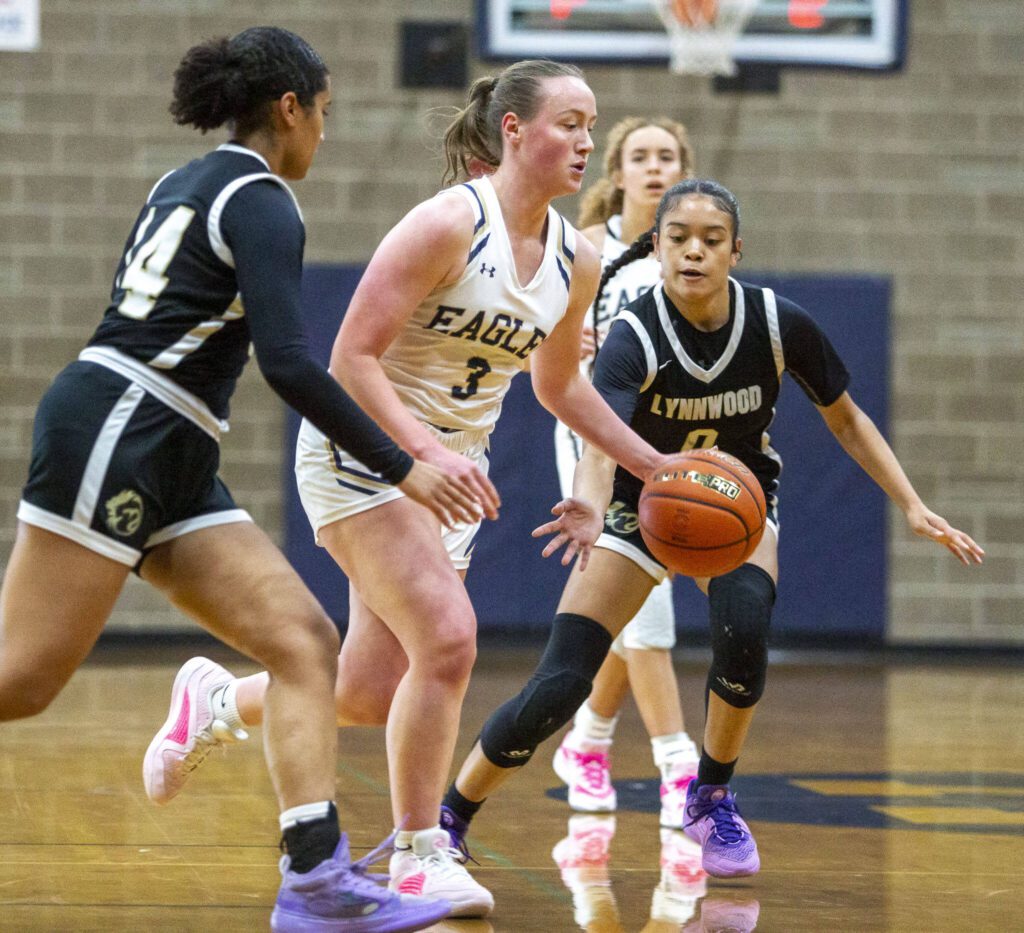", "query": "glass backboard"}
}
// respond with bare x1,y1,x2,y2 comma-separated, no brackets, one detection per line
477,0,907,71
